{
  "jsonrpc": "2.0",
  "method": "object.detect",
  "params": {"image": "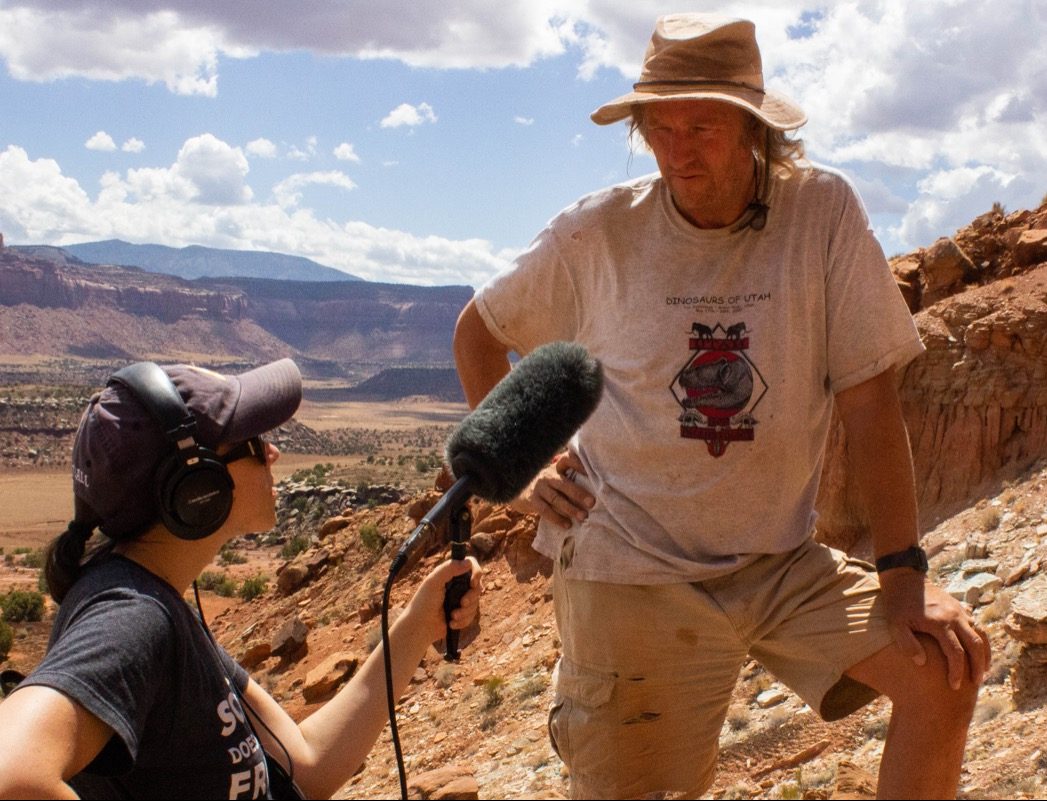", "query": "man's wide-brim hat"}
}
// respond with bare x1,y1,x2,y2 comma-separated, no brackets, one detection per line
591,13,806,131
